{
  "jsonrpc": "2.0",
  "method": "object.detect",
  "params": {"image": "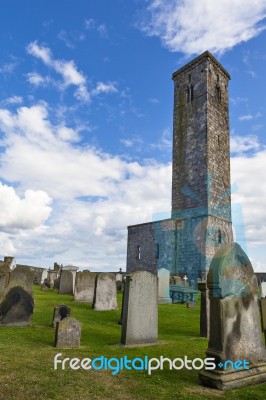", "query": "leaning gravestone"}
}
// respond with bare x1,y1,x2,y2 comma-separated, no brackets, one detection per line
55,317,81,348
74,271,96,302
158,268,172,304
92,273,118,311
121,271,158,345
52,304,71,328
0,265,34,326
199,243,266,390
